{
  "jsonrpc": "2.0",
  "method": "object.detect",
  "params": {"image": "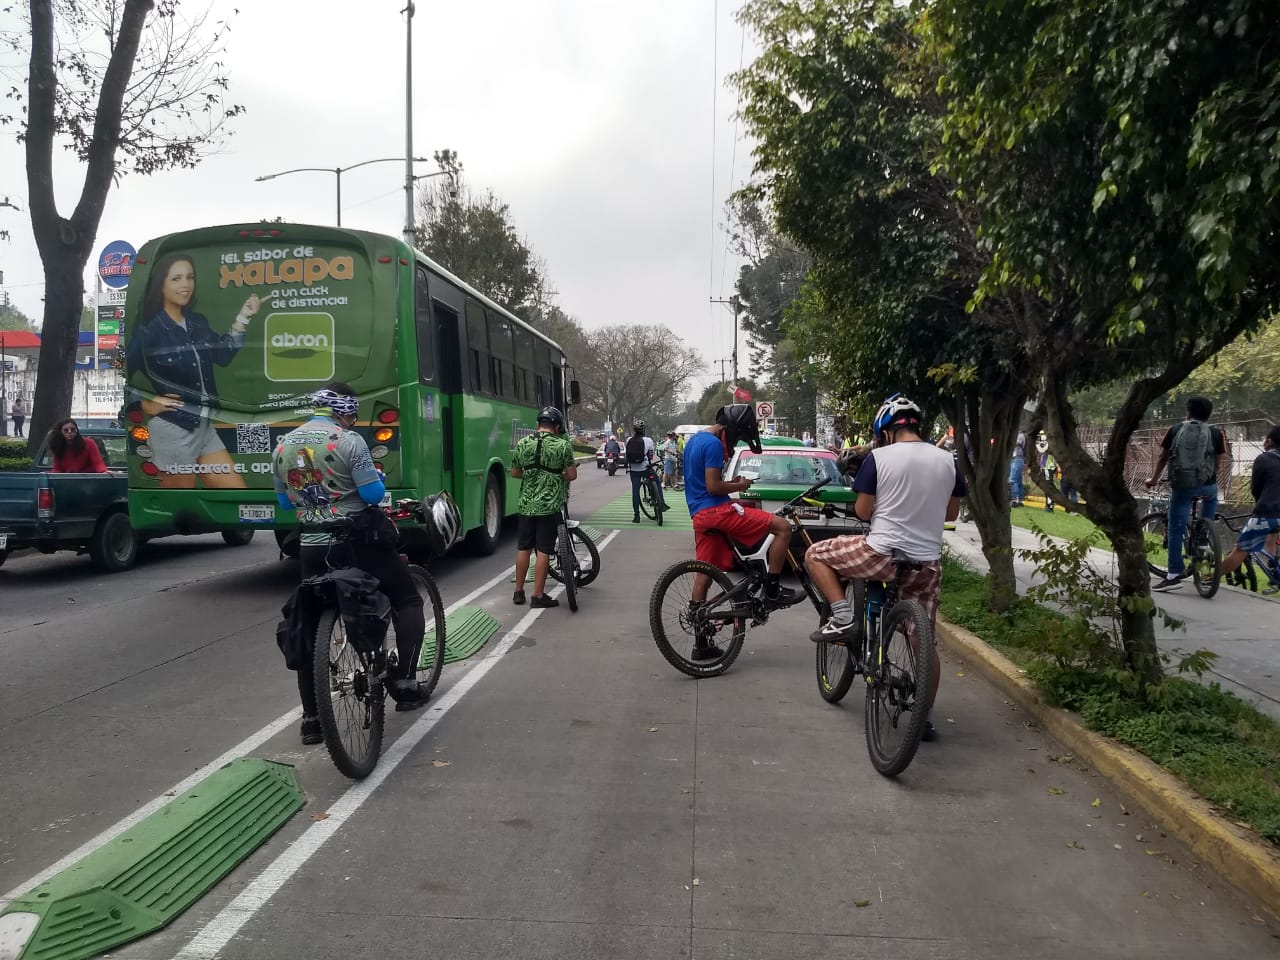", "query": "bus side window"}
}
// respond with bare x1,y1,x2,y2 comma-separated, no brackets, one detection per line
487,311,513,399
515,329,534,404
415,268,435,382
433,301,462,394
465,299,488,395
